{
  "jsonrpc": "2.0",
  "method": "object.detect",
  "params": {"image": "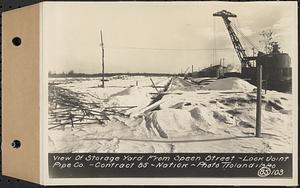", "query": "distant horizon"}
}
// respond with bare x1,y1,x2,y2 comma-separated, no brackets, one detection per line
48,71,178,74
48,63,229,75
